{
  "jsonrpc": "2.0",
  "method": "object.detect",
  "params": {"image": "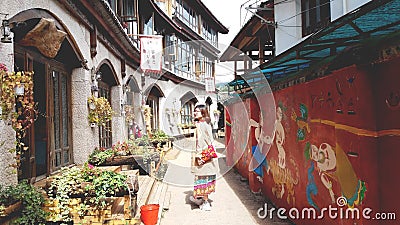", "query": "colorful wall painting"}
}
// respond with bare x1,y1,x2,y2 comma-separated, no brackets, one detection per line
291,103,310,141
304,142,366,209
